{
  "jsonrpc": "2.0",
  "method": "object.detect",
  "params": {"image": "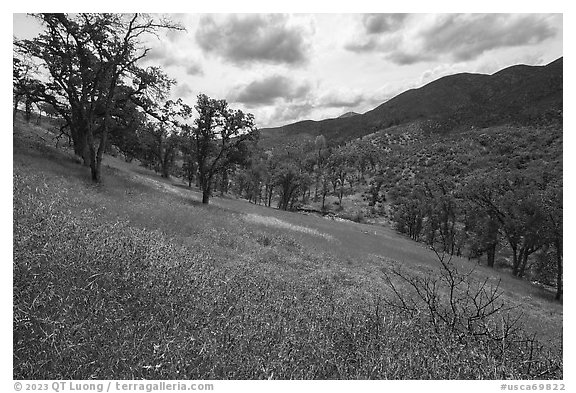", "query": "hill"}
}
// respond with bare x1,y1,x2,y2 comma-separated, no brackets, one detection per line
338,111,360,118
13,117,562,379
259,58,562,148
